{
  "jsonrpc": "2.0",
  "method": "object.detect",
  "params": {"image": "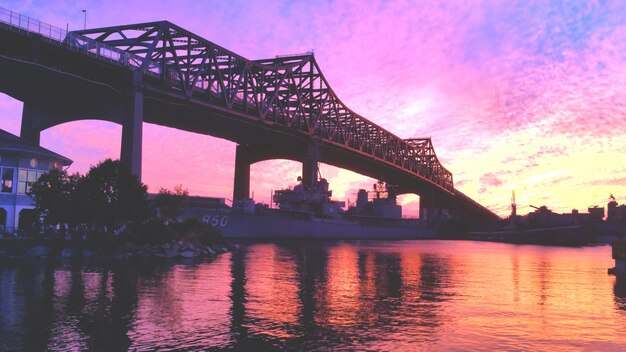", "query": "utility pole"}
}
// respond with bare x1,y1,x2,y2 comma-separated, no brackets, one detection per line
82,10,86,30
